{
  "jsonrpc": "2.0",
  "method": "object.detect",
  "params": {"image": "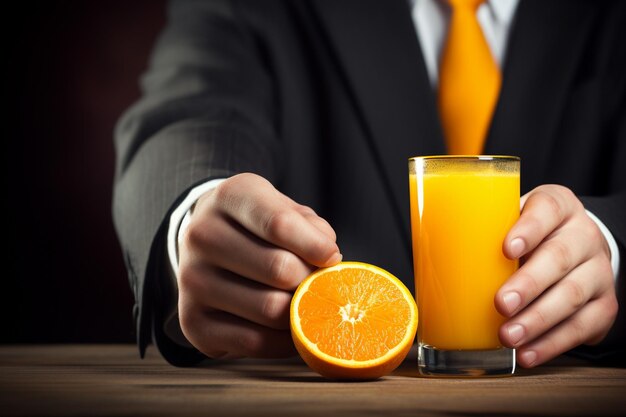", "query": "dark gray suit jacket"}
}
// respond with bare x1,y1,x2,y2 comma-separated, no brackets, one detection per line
113,0,626,366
